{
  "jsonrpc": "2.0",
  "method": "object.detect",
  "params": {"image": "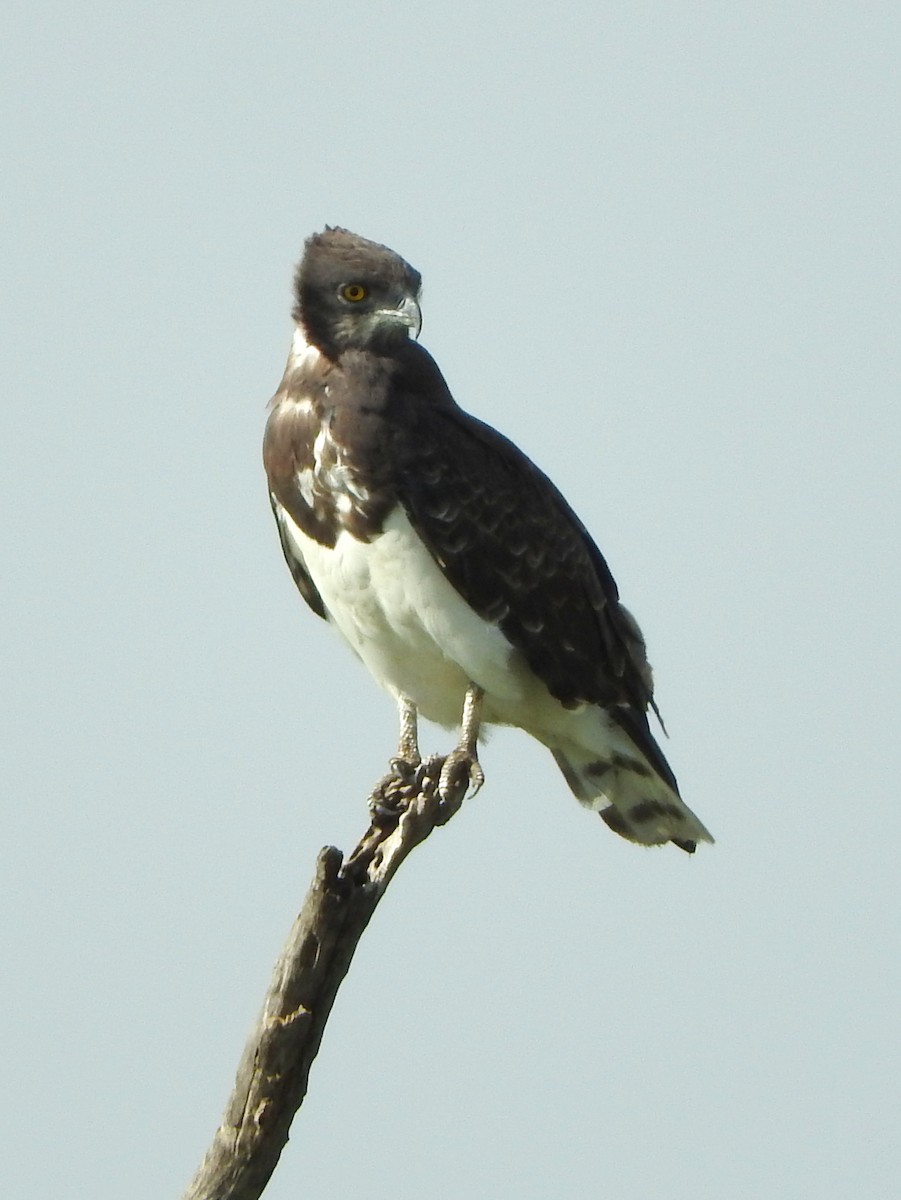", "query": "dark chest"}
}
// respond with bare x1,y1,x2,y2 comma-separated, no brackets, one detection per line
264,352,414,547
